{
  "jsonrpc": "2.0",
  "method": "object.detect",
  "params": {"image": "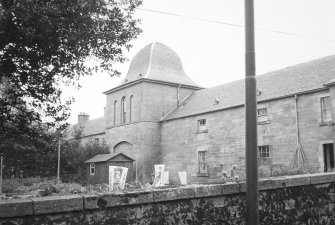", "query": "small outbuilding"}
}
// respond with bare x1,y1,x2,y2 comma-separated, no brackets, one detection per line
84,153,135,185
